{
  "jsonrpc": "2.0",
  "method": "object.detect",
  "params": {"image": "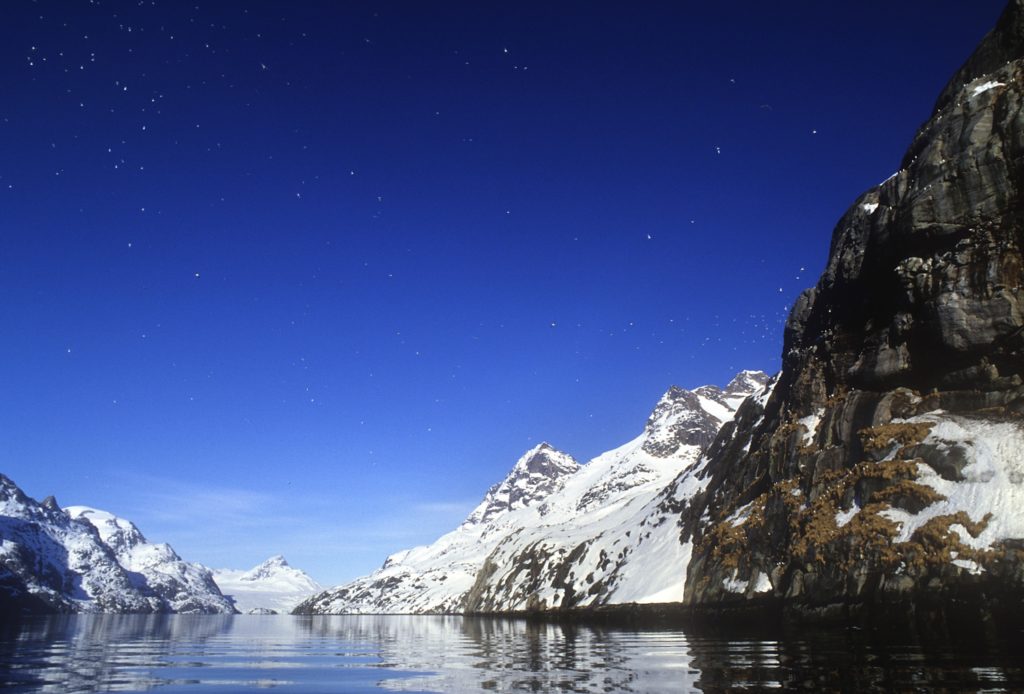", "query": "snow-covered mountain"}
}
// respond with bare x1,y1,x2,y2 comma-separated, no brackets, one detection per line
294,371,768,614
0,475,234,614
68,506,234,614
212,555,323,614
463,444,580,526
